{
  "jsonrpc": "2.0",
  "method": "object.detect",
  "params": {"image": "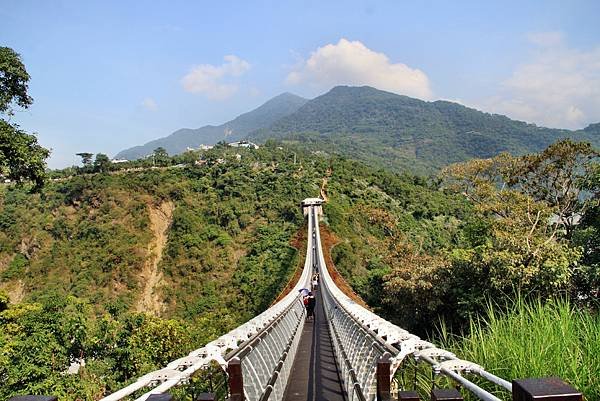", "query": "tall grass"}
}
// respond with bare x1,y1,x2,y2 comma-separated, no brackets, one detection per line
441,297,600,400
